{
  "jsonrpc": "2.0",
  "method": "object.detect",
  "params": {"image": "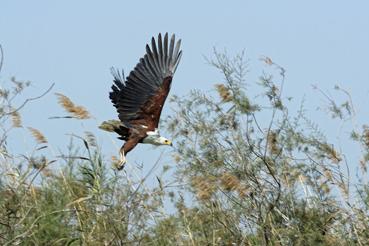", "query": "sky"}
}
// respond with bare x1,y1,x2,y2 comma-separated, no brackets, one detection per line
1,1,369,183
